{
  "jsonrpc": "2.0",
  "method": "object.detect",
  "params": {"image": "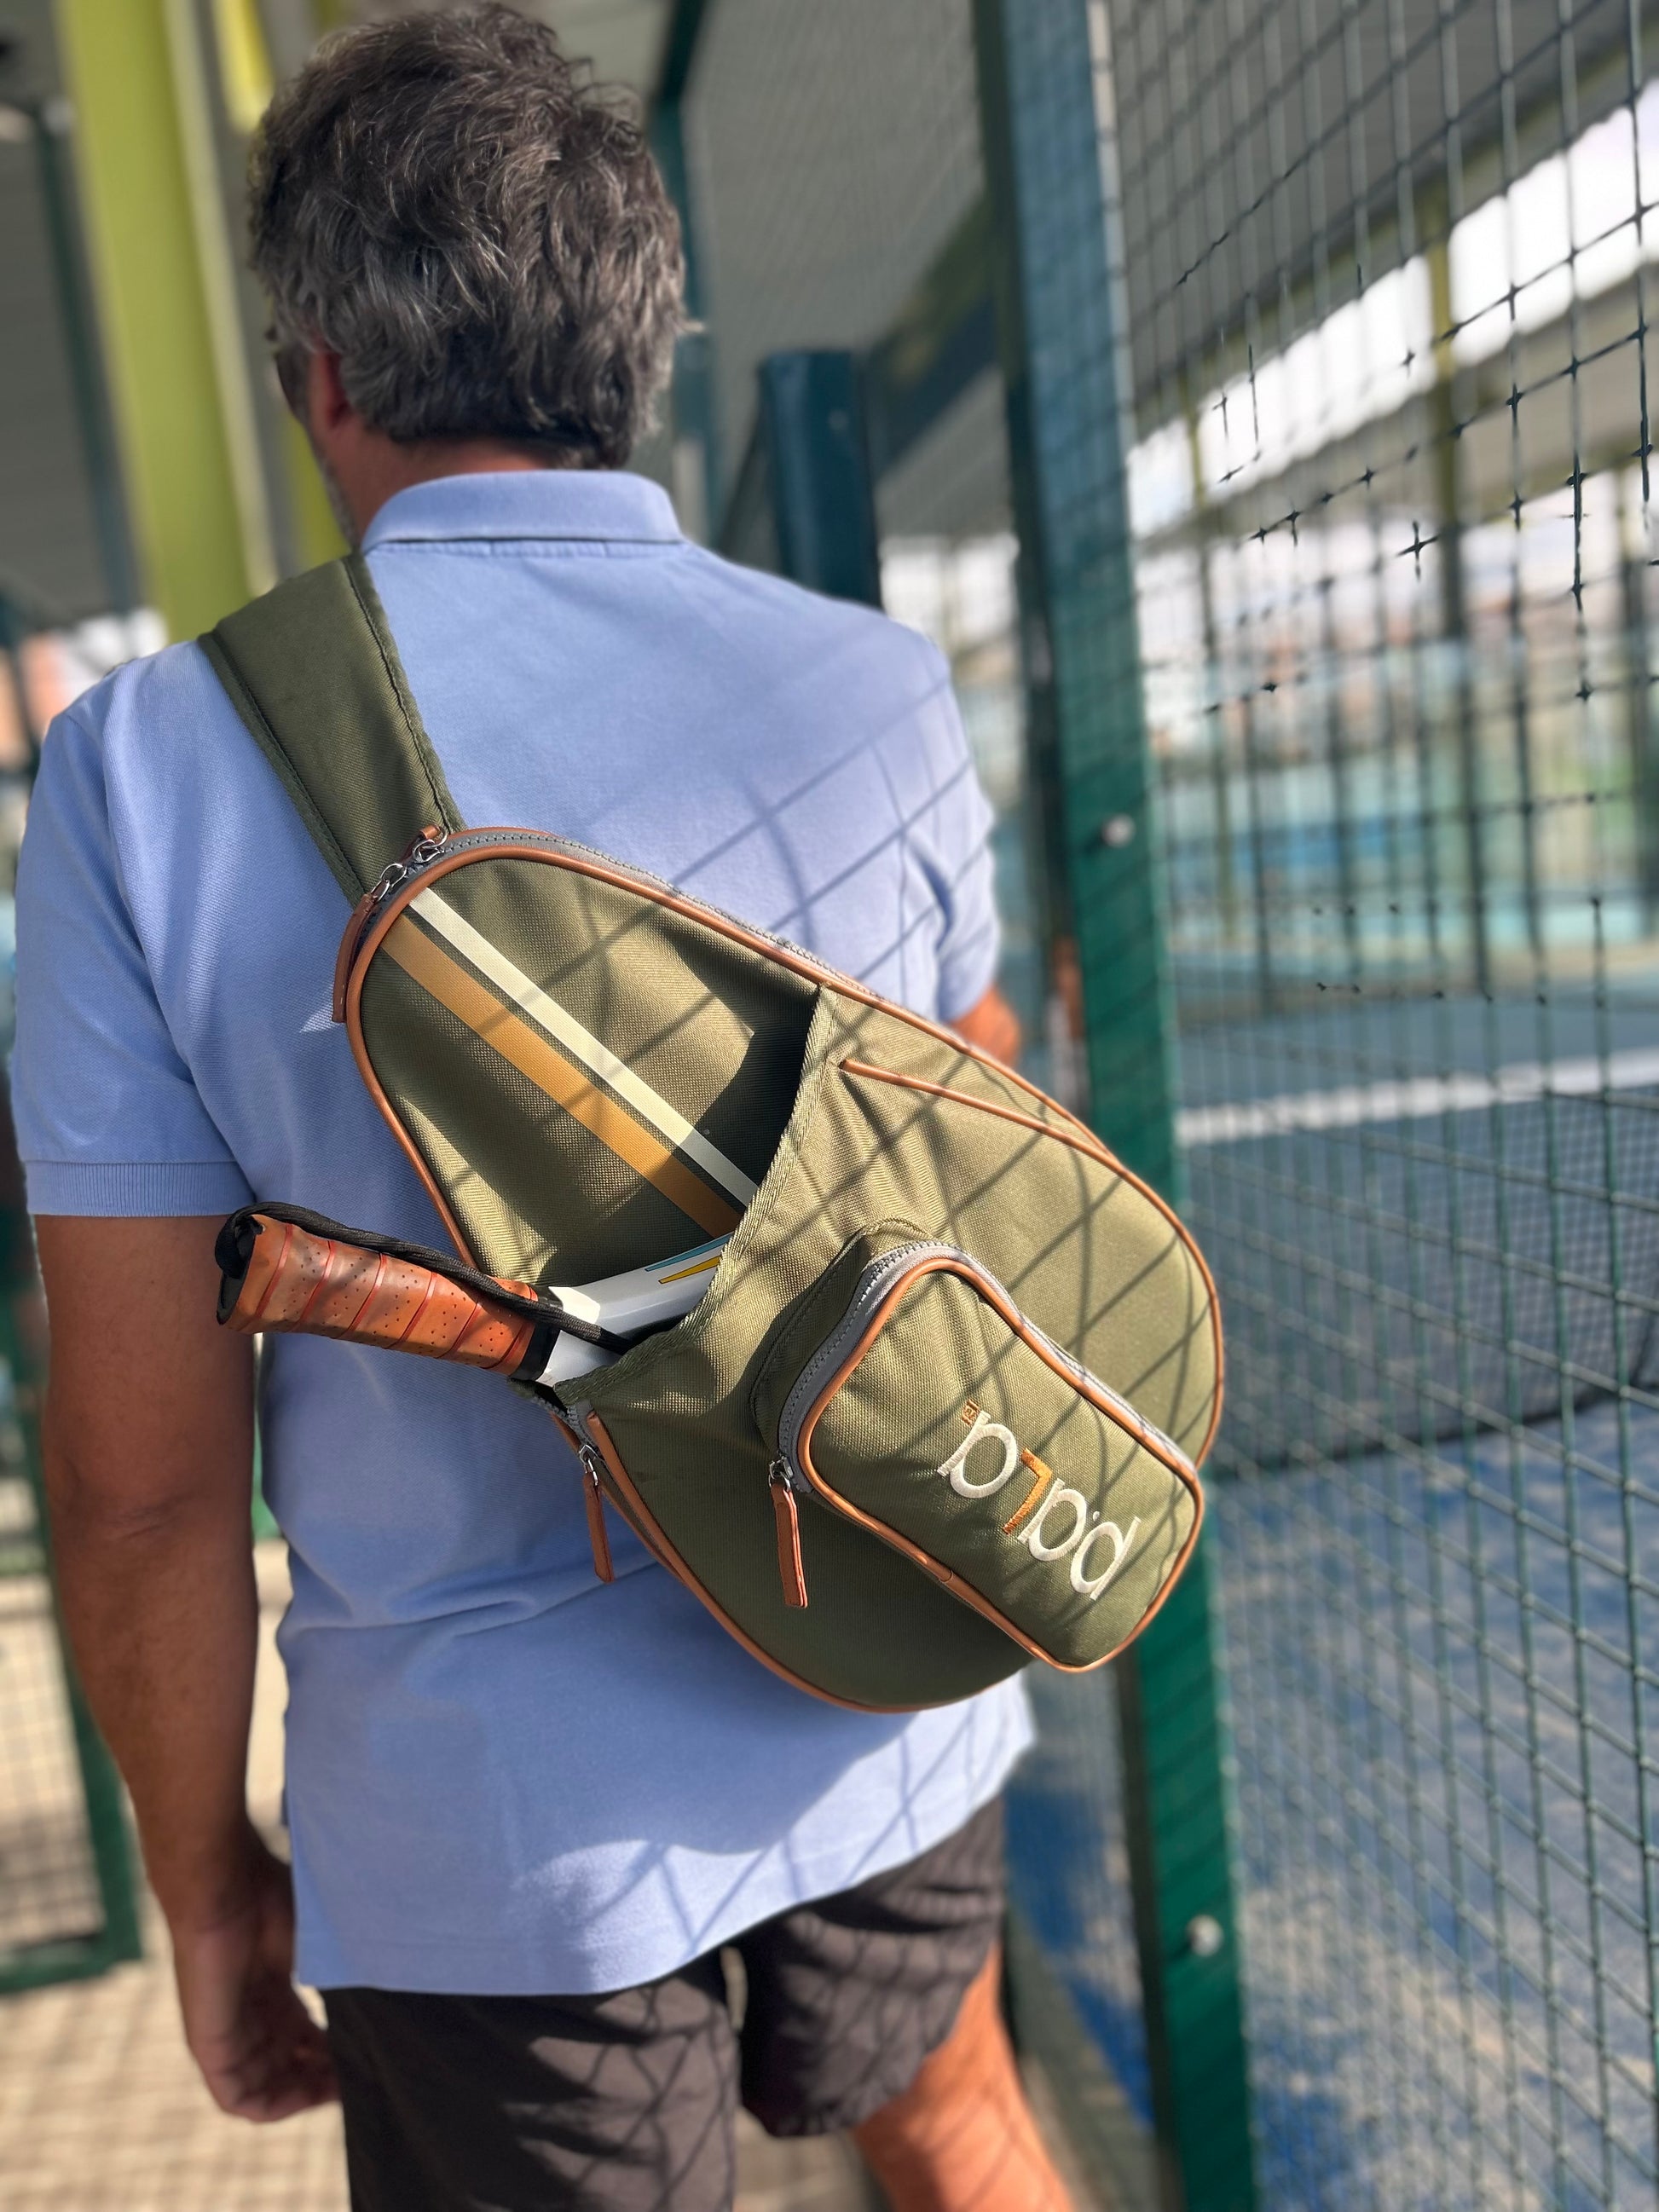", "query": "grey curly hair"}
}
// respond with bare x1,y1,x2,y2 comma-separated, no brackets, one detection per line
249,5,685,466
